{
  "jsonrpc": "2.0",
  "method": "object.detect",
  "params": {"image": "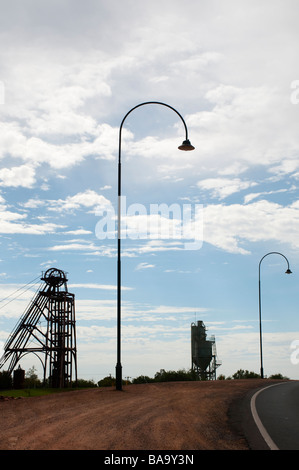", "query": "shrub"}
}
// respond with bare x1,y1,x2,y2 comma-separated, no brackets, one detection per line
269,373,289,380
132,375,154,384
232,369,260,379
97,375,116,387
154,368,197,382
74,378,97,388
